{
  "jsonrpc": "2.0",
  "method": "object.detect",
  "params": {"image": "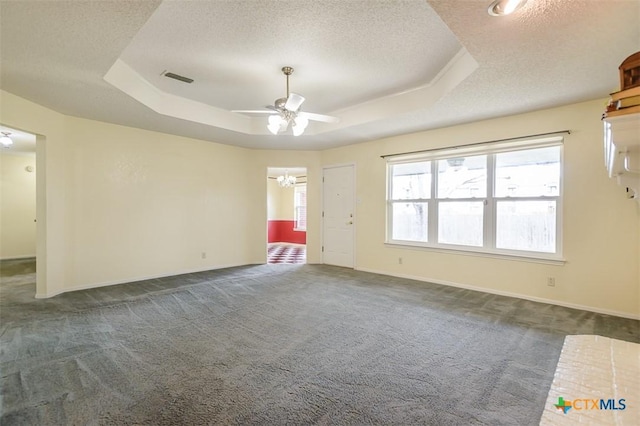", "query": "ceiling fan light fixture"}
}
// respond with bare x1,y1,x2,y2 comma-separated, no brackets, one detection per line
267,123,279,135
268,115,284,135
0,132,13,147
488,0,527,16
235,66,338,136
292,115,309,137
277,170,297,188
